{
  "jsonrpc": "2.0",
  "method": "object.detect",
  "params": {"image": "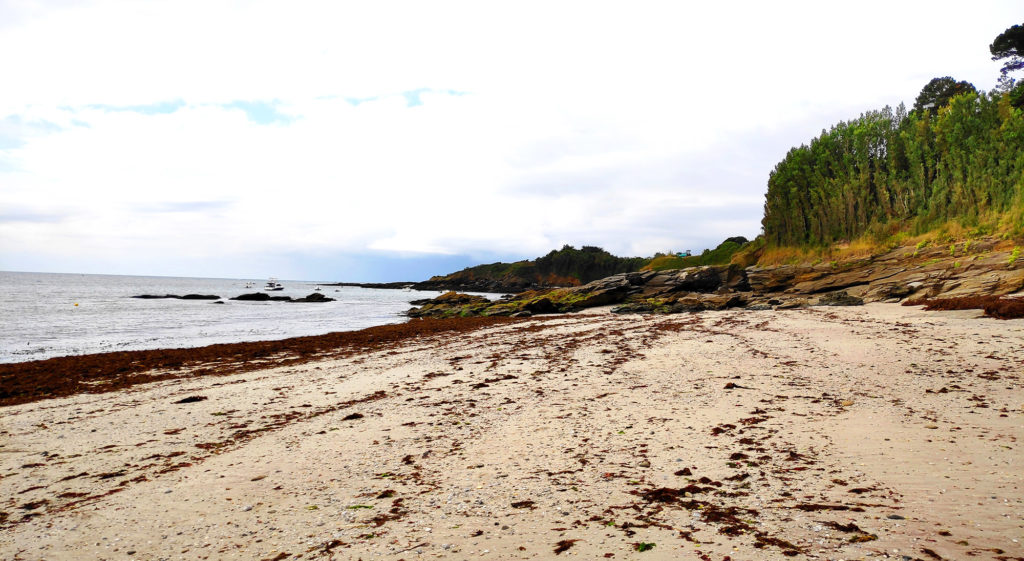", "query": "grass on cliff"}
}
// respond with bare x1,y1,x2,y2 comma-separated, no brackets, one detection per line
644,238,749,271
753,216,1024,267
